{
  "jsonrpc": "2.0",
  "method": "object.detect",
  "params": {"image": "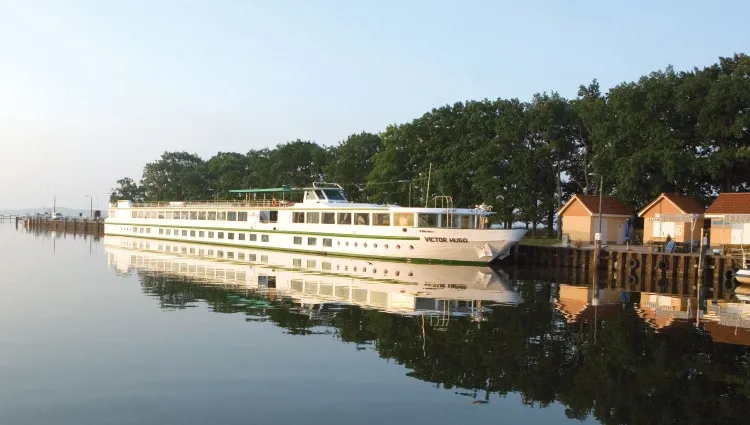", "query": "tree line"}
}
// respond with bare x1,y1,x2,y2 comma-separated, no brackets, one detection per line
112,53,750,229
